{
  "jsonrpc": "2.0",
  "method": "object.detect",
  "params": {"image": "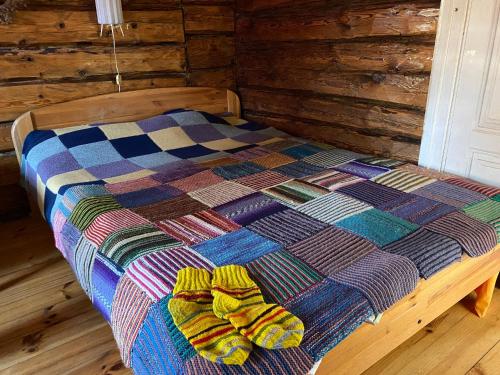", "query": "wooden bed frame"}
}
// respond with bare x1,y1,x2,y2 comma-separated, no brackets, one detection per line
11,87,500,375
